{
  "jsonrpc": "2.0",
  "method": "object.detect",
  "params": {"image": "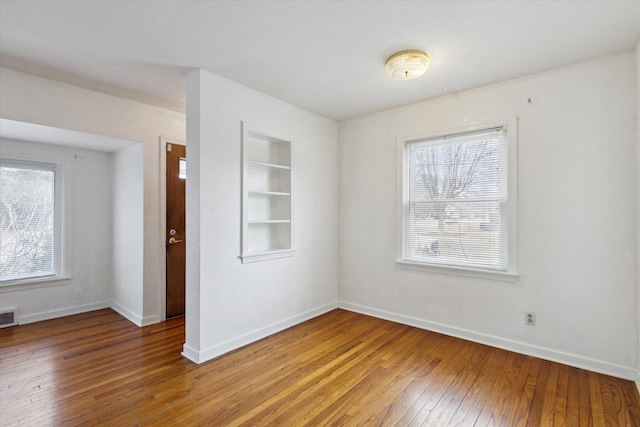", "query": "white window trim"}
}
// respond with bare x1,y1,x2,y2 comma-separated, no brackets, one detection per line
0,150,72,290
395,117,519,282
